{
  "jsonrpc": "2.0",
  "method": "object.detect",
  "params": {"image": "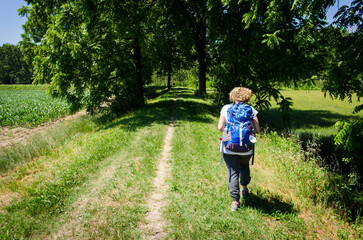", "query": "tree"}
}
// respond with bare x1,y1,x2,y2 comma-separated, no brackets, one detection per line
163,0,213,95
0,44,32,84
322,0,363,187
153,2,194,90
20,0,158,112
323,0,362,112
210,0,335,110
